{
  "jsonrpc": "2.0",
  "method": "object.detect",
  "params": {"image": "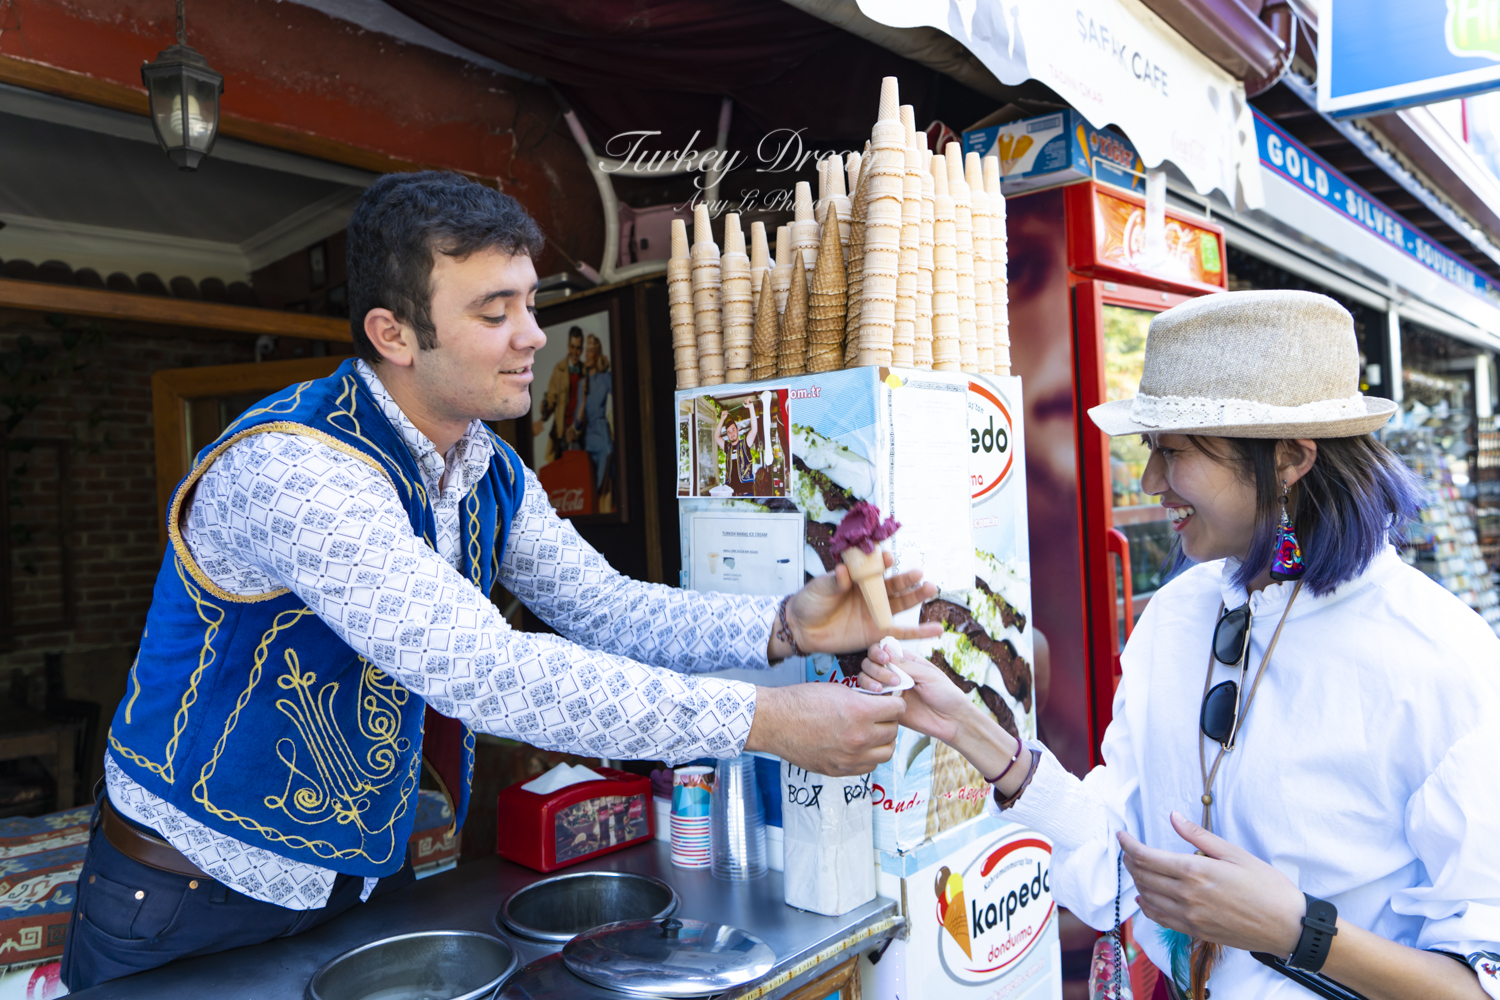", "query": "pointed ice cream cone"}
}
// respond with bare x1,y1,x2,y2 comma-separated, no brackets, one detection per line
826,154,853,263
846,150,862,206
807,203,847,373
750,221,770,304
777,250,809,377
844,145,870,368
751,275,778,381
941,872,973,959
